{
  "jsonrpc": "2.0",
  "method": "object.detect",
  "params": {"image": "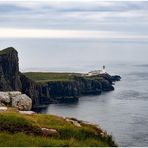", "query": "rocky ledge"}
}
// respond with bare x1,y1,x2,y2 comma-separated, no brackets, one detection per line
0,91,32,111
0,47,121,107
